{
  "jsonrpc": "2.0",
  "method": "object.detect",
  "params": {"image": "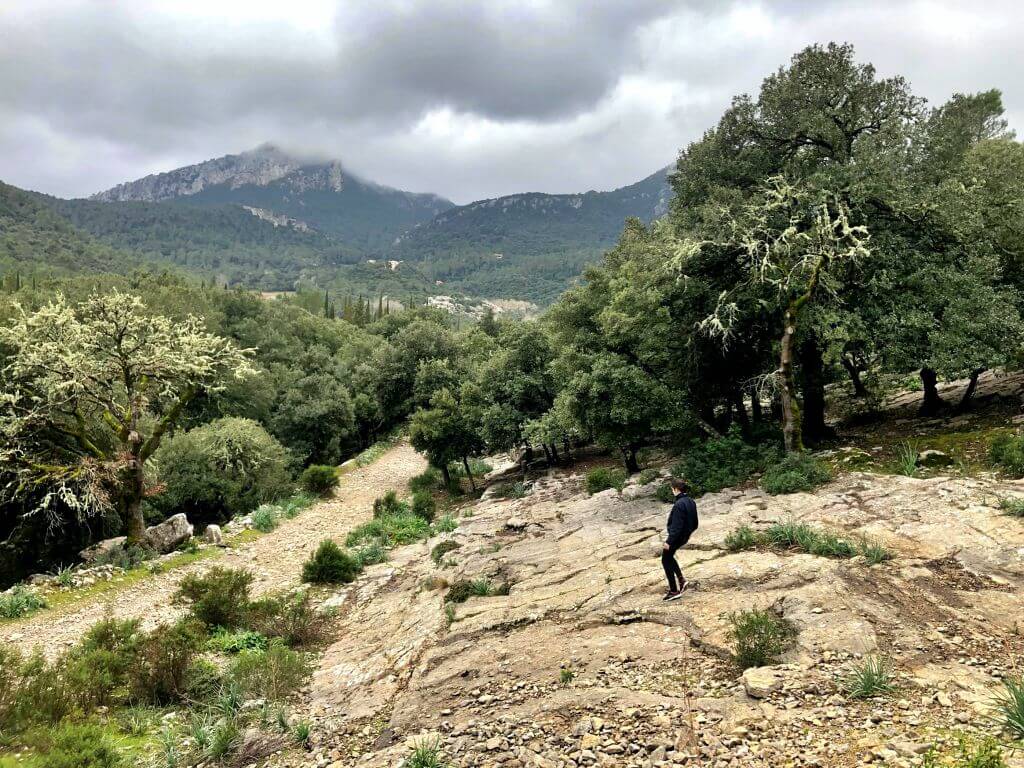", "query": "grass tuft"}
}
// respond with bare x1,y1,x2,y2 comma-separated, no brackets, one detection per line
992,676,1024,739
843,656,896,698
728,608,794,669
